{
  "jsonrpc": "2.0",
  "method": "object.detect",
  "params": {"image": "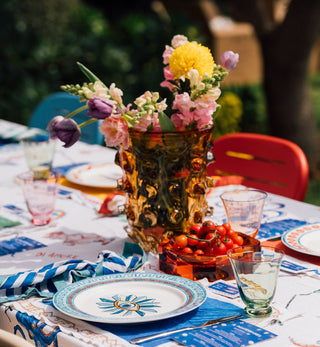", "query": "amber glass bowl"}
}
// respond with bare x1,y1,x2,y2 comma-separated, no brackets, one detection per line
159,232,260,282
